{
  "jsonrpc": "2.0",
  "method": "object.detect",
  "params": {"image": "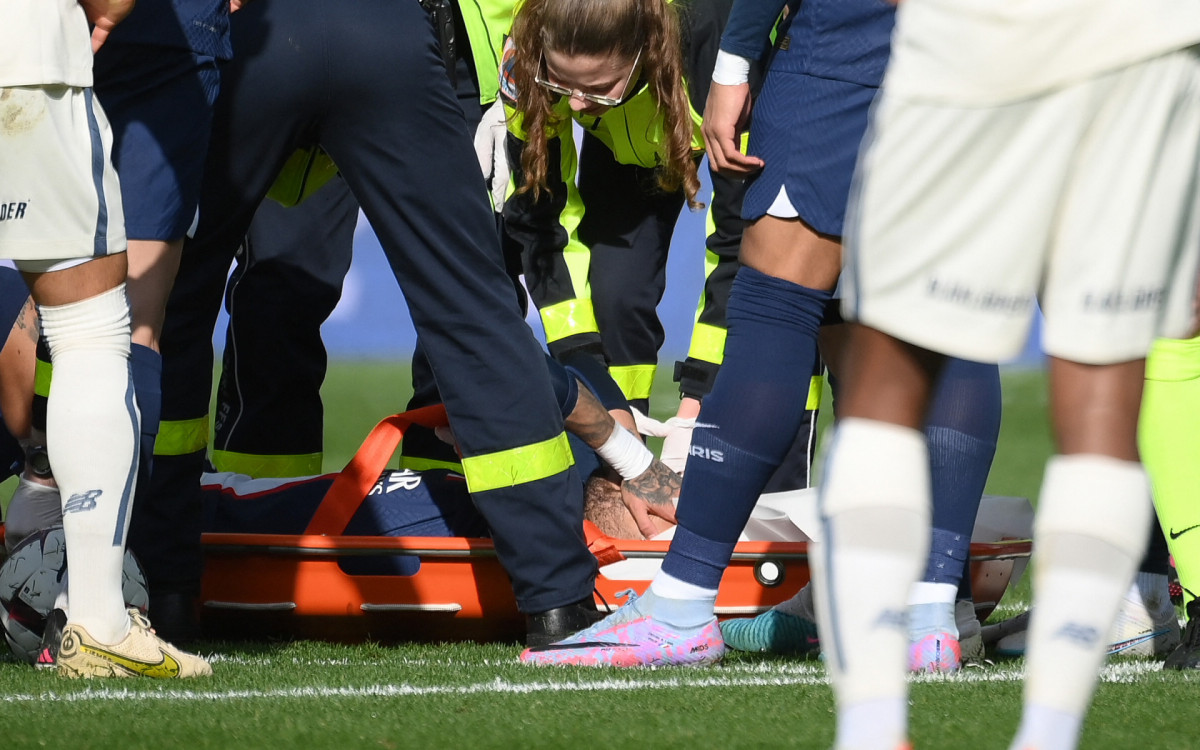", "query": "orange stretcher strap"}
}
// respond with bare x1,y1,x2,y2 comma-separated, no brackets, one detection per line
582,520,627,566
305,405,450,535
